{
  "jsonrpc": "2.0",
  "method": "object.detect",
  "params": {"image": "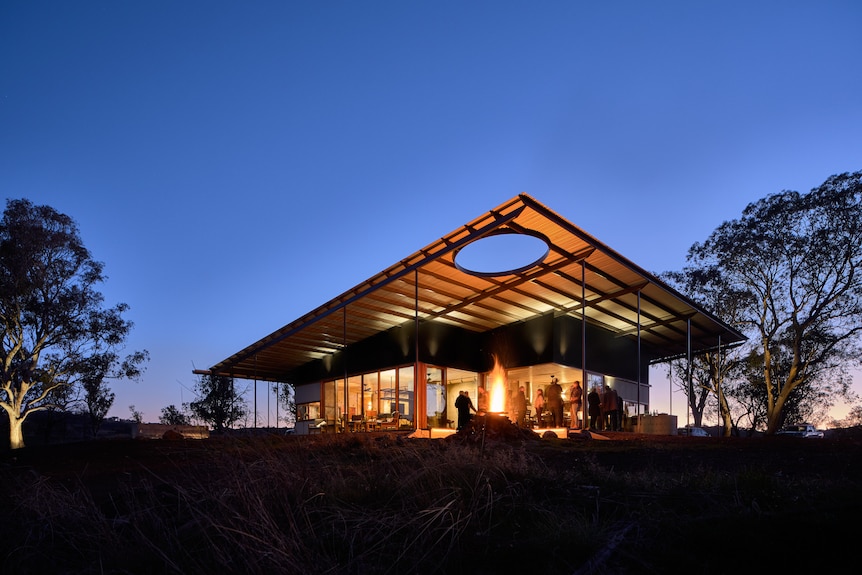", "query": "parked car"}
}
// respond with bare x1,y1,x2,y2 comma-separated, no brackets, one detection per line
678,426,709,437
776,423,824,438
